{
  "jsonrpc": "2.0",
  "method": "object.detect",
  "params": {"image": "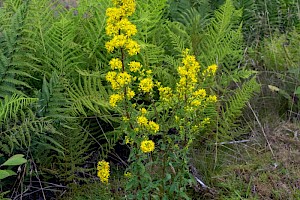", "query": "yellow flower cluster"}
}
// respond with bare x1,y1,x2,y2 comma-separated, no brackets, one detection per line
124,171,132,178
137,116,148,126
140,140,155,153
129,61,142,72
109,58,123,70
148,121,160,133
203,64,218,76
158,86,173,102
105,0,140,55
139,78,154,93
136,108,159,133
176,49,201,97
109,93,123,107
207,95,217,102
97,160,110,183
105,0,143,108
106,71,132,90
